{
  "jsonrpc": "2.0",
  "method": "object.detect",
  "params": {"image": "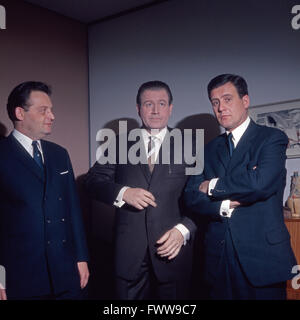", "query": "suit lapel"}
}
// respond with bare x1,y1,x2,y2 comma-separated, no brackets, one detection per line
227,120,259,172
216,133,231,170
140,162,152,183
128,137,151,184
41,140,52,185
149,129,172,185
8,134,45,182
